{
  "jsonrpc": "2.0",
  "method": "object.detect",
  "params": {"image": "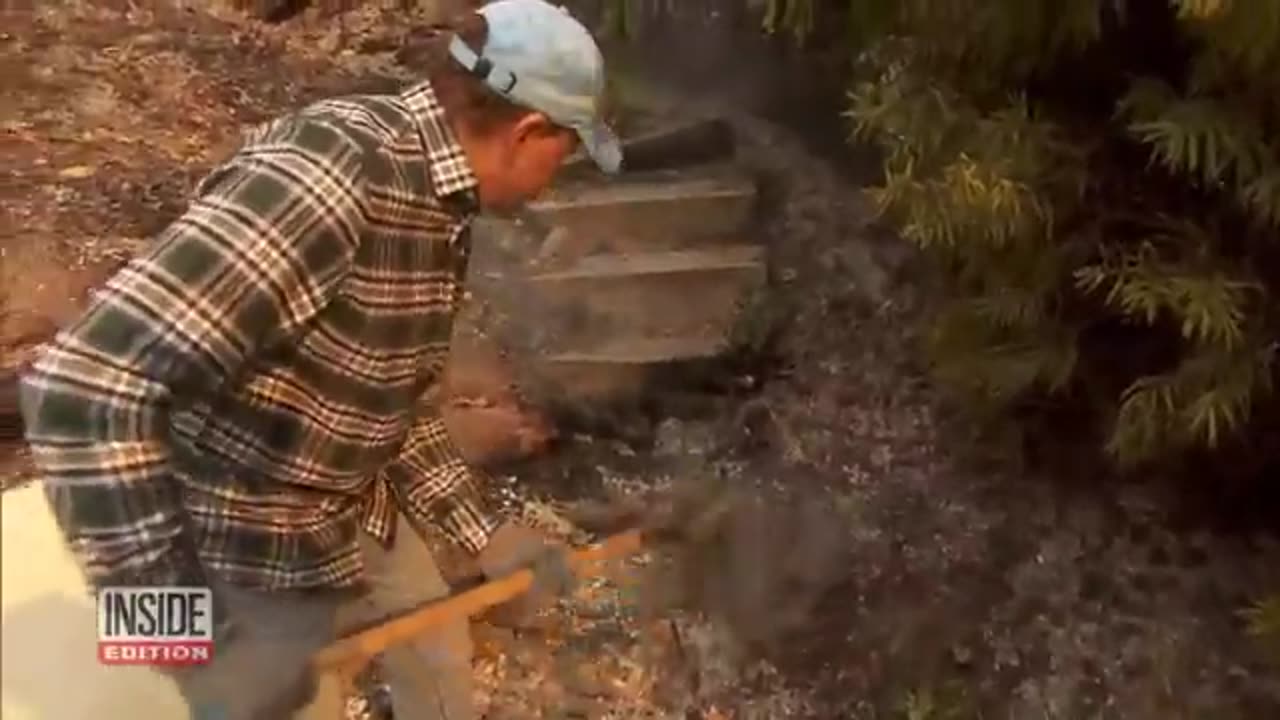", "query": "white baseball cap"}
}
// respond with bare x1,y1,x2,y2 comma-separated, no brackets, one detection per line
448,0,622,174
